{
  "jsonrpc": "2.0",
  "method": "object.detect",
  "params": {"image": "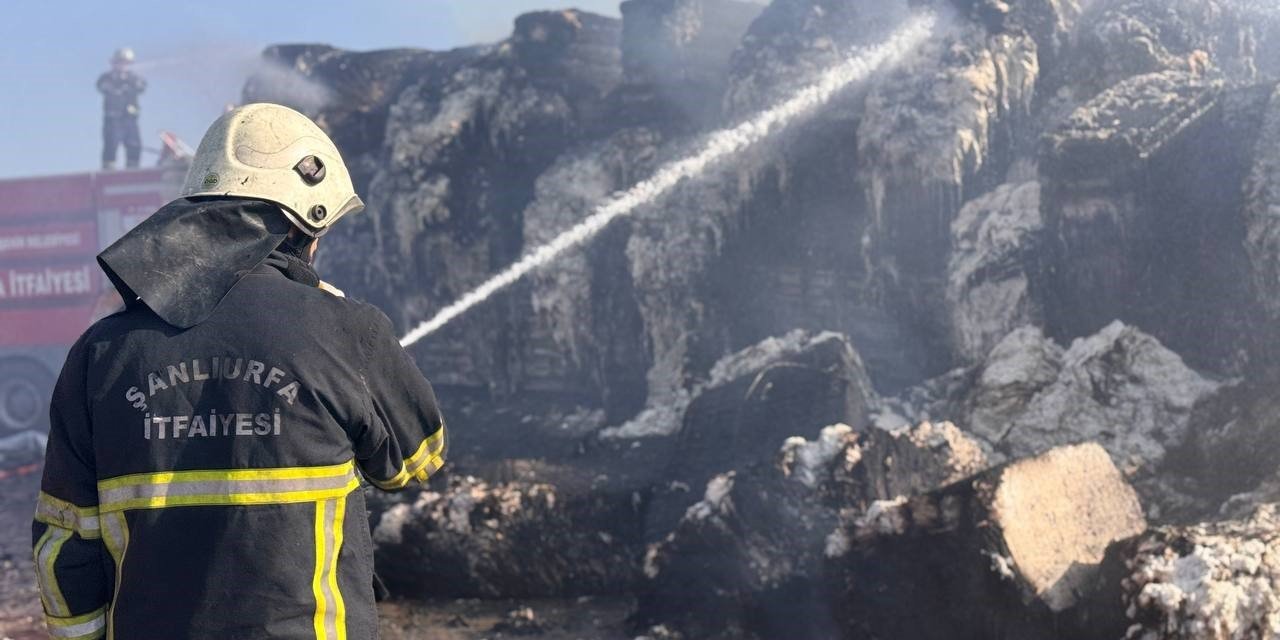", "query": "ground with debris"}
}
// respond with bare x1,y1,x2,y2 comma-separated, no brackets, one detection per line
0,471,45,640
